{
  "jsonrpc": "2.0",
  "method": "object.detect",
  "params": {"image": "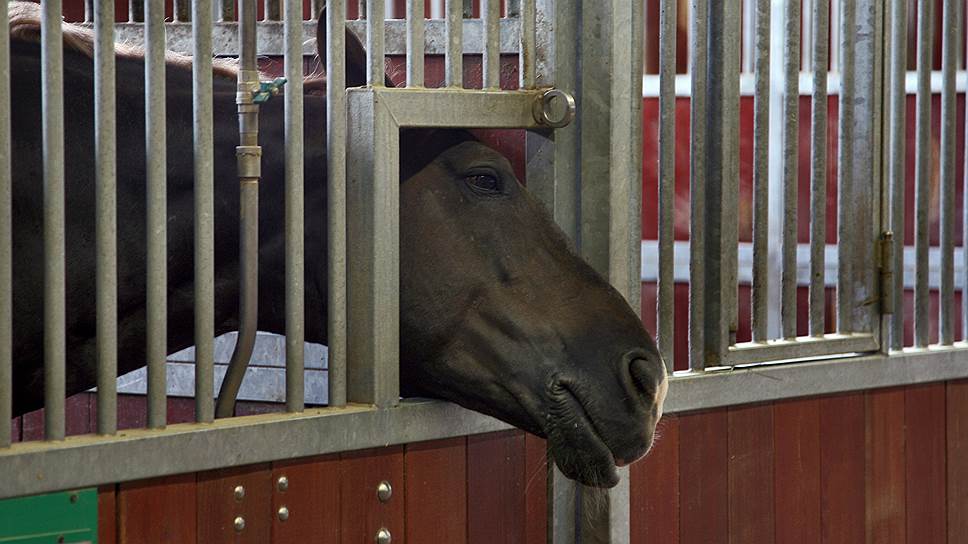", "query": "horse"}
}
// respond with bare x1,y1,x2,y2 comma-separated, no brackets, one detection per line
8,3,667,488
